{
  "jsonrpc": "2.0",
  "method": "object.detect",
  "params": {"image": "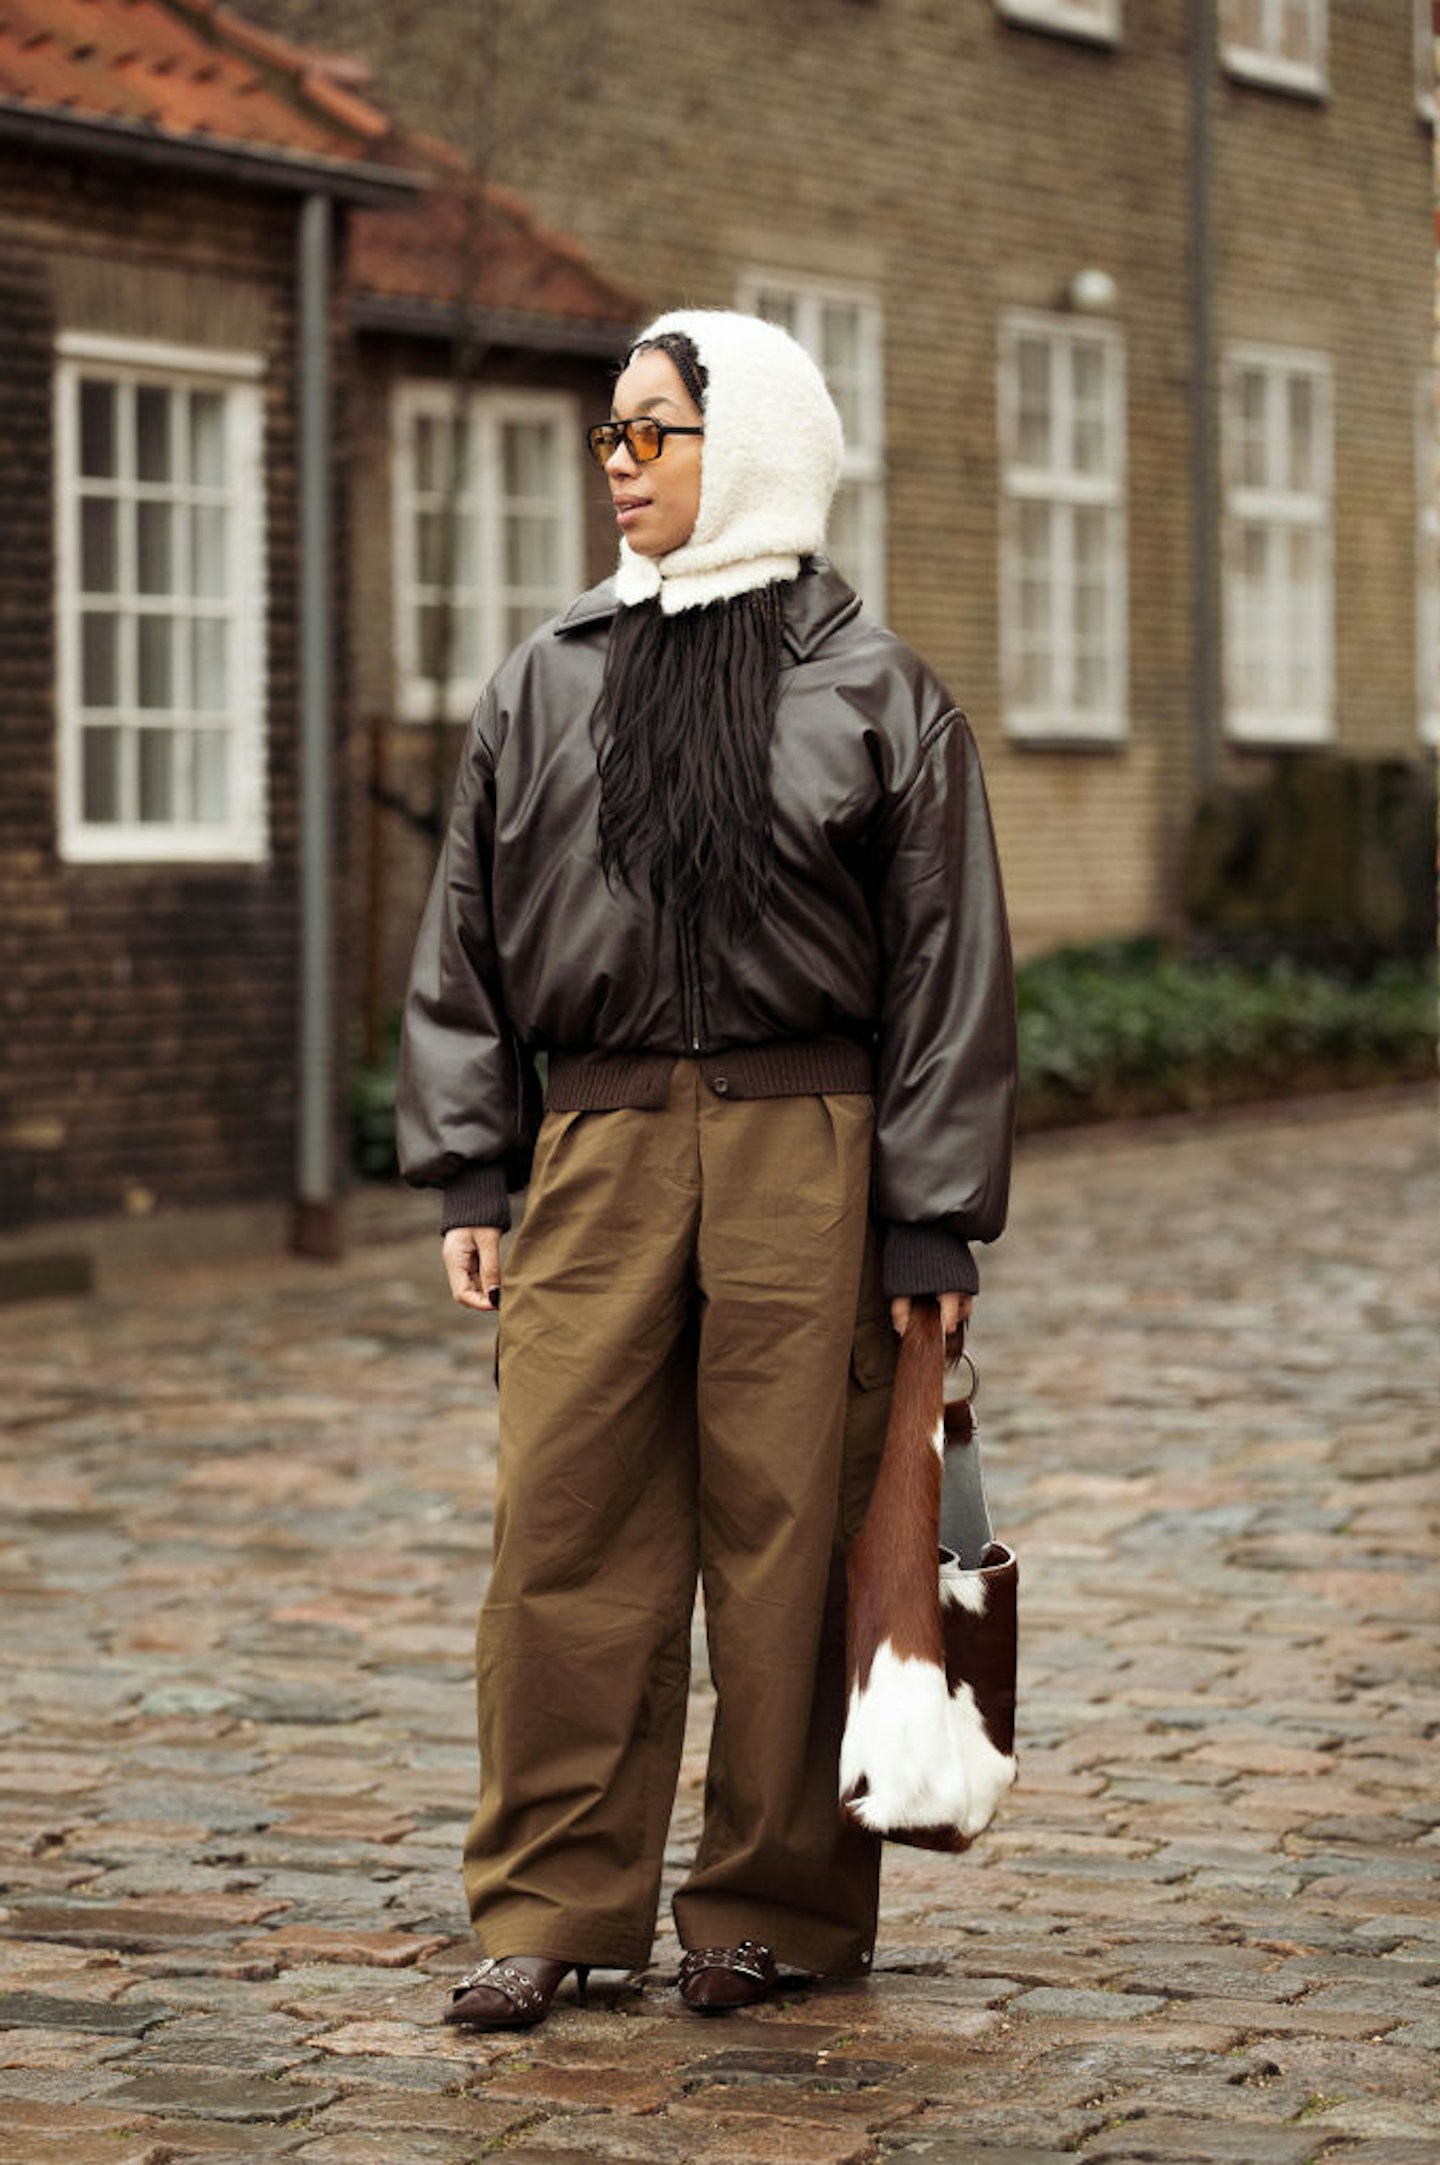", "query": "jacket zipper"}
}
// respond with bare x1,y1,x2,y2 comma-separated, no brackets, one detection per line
679,918,708,1054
